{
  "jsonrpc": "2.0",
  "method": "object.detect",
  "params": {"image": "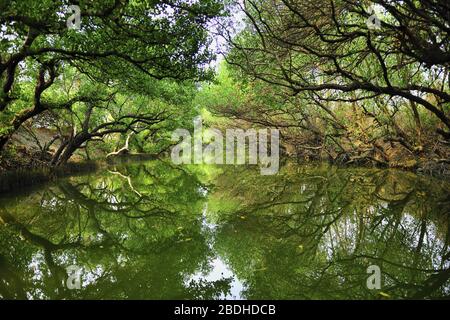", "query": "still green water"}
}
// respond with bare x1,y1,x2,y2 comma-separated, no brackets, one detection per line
0,160,449,299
